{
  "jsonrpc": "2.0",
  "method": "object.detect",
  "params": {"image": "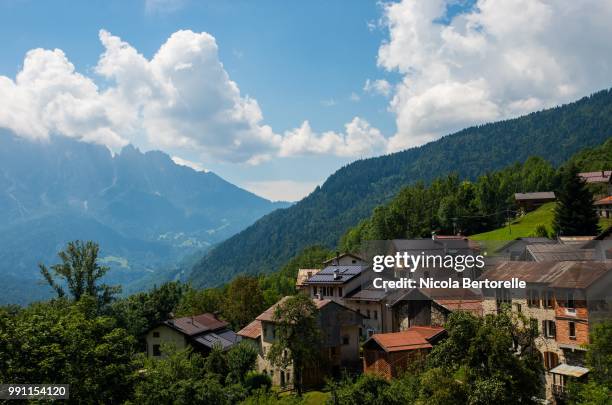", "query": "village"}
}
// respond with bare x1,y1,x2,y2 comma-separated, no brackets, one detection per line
143,170,612,404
